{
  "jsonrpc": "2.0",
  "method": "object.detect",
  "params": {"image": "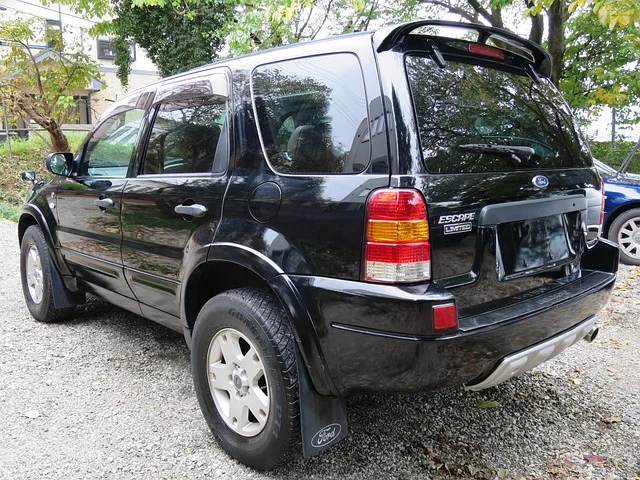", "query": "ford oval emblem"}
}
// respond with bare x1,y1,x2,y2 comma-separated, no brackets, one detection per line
311,423,342,448
532,175,549,189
